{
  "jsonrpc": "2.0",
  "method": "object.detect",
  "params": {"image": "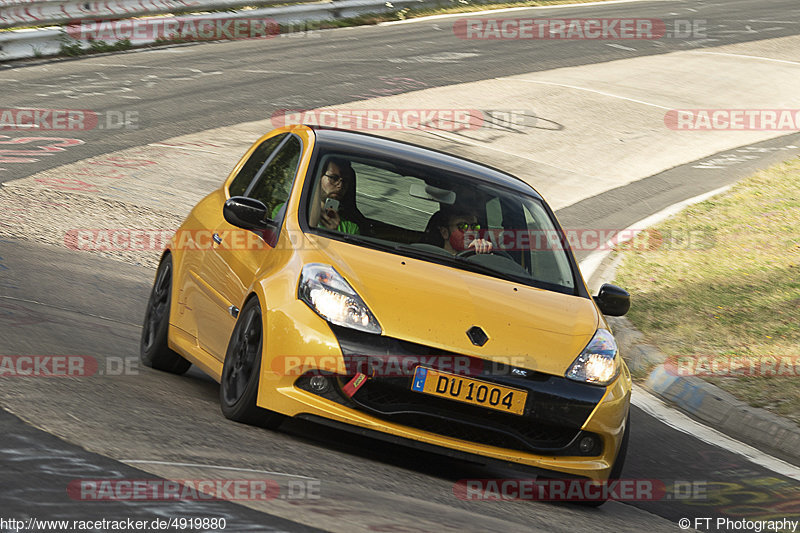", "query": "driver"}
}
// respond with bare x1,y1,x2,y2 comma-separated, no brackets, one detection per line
437,207,493,255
